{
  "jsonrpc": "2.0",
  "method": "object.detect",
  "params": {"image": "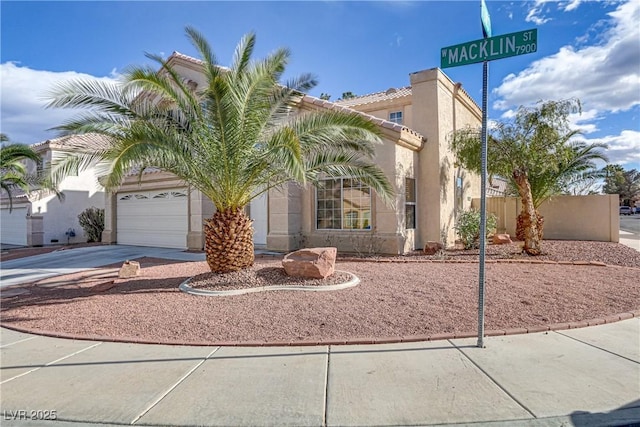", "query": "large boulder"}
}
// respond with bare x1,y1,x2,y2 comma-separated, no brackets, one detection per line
282,247,337,279
423,241,444,255
492,234,513,245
